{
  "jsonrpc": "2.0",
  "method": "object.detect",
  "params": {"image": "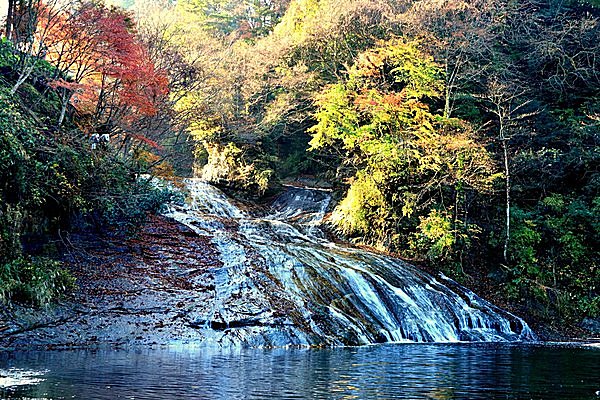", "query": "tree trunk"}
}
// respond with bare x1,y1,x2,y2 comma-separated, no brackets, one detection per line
57,88,70,127
502,137,510,263
10,60,36,94
444,85,451,119
6,0,15,41
444,61,451,118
